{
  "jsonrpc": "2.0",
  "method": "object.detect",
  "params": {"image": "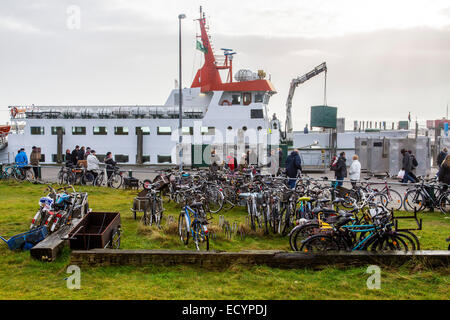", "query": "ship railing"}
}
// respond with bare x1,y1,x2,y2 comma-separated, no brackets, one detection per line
12,105,205,120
